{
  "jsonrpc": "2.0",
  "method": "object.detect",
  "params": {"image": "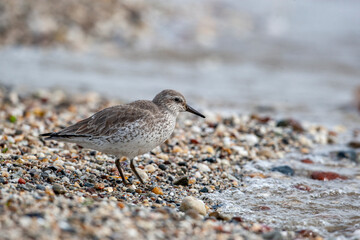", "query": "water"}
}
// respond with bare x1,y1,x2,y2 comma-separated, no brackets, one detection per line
207,147,360,238
0,0,360,238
